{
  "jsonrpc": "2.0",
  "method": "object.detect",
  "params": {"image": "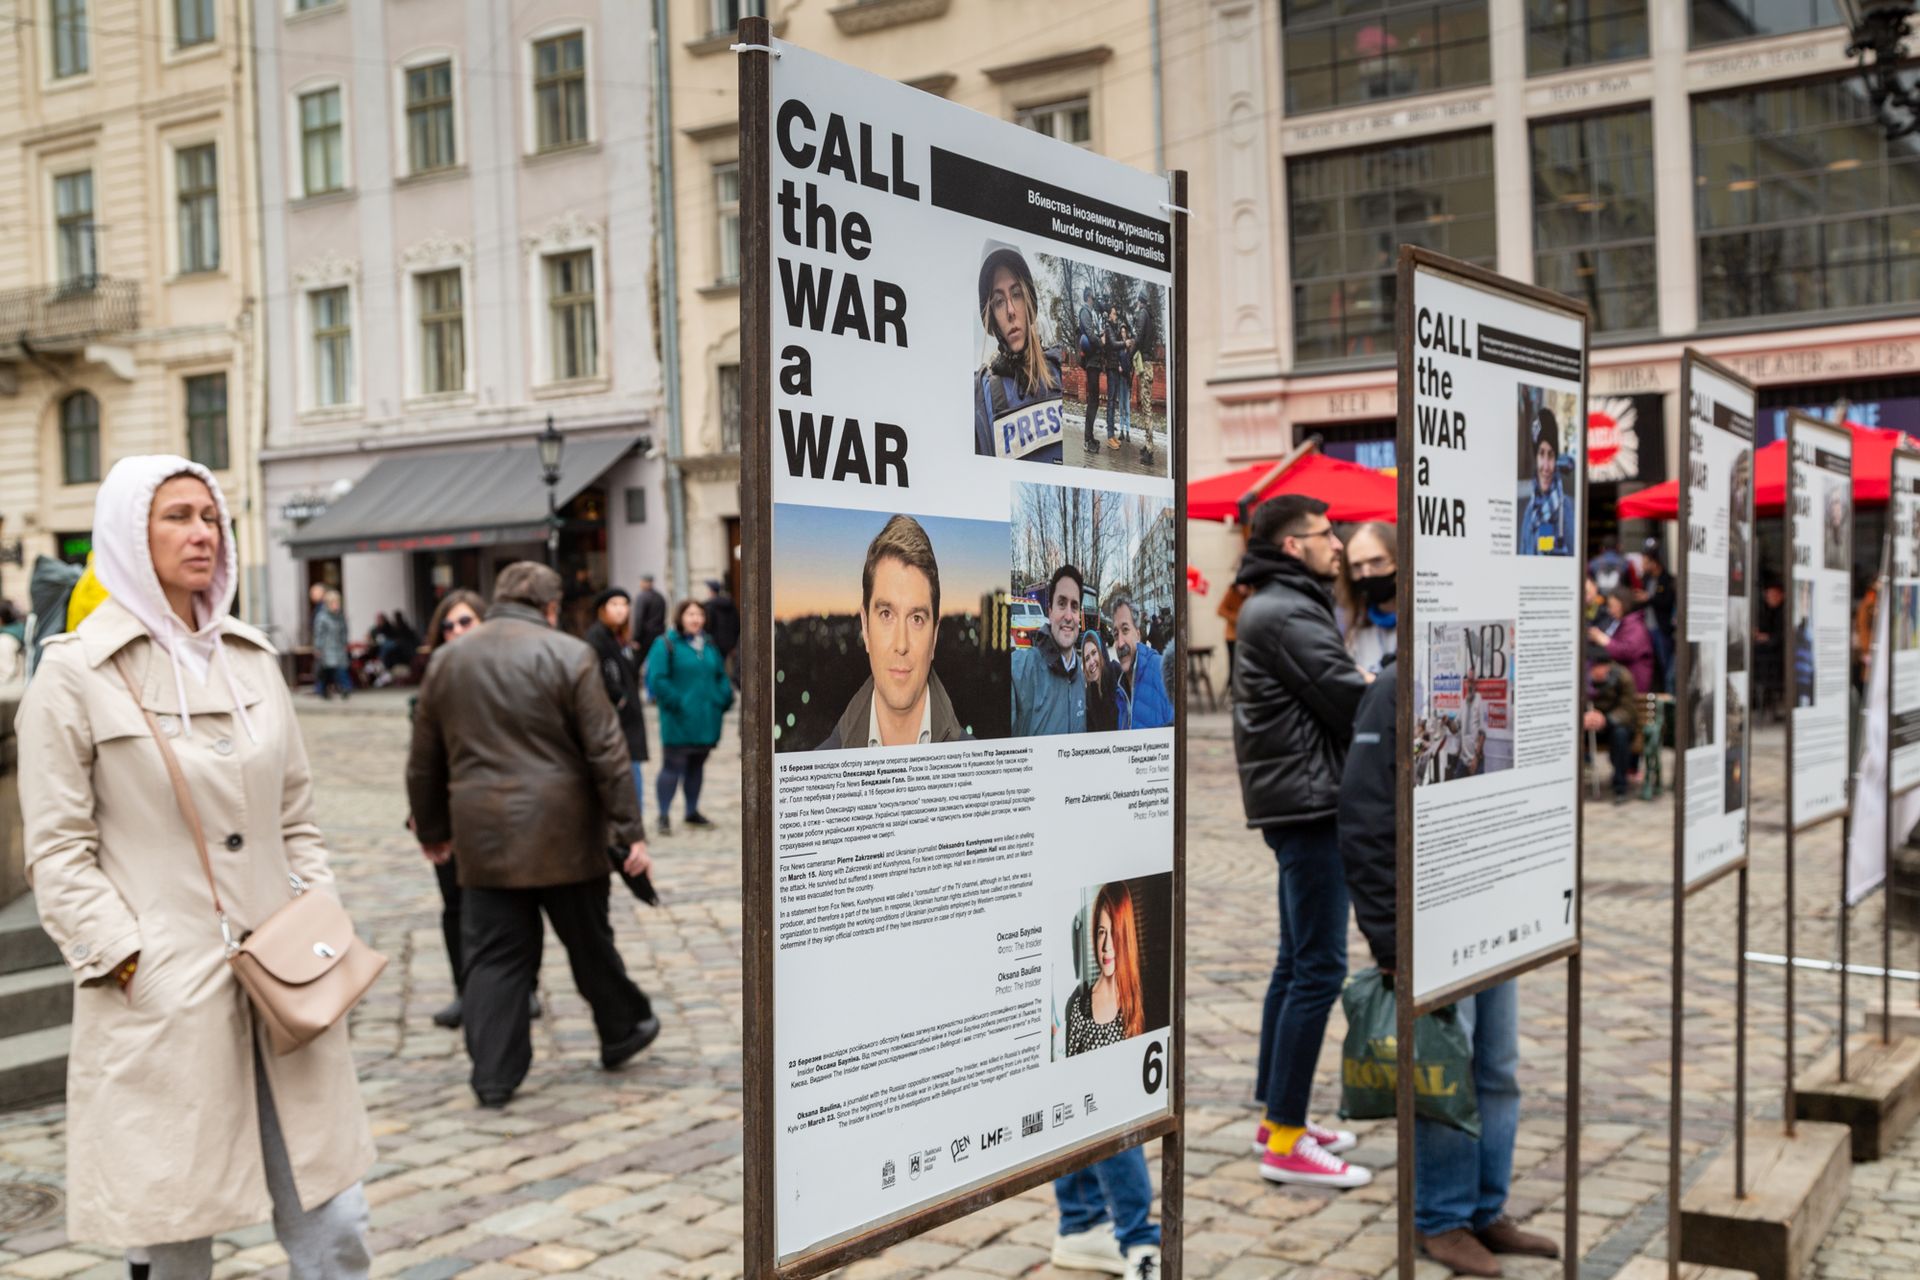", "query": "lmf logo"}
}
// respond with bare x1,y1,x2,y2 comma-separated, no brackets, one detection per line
980,1125,1011,1150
